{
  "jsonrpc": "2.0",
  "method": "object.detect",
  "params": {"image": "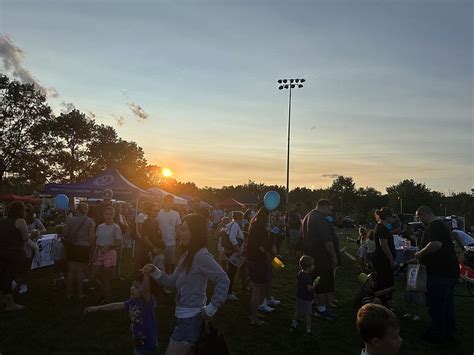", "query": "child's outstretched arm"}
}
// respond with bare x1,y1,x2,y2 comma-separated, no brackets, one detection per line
374,287,395,297
84,302,125,314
